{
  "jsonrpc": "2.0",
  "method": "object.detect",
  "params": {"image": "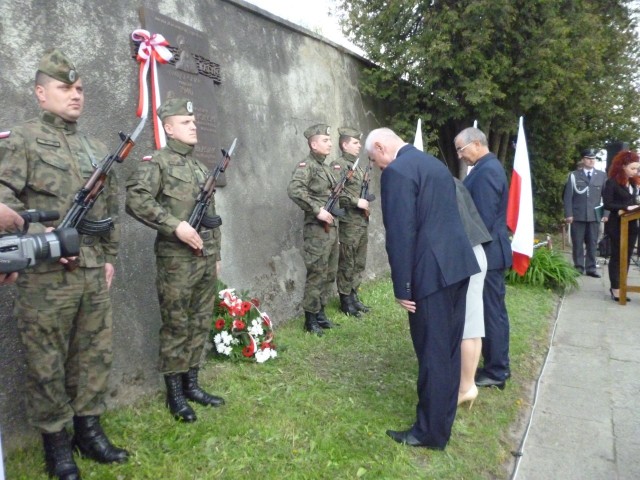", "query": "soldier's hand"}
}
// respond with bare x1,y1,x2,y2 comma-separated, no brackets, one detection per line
565,217,573,224
175,221,203,250
317,208,334,224
0,203,24,232
105,263,115,289
0,272,19,286
357,198,369,210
